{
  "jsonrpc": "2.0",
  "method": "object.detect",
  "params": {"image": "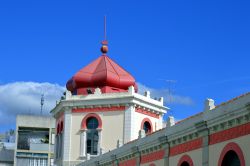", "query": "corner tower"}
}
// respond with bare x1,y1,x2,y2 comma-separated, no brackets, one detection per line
51,41,167,166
